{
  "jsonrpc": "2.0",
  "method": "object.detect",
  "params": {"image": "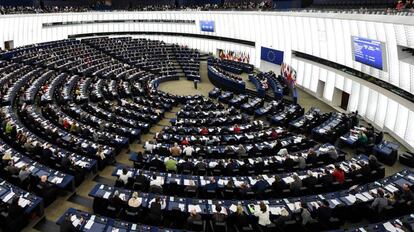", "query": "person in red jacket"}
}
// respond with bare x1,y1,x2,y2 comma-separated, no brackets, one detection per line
63,119,70,130
270,128,279,140
181,137,190,146
200,127,208,135
332,164,345,184
233,124,241,134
